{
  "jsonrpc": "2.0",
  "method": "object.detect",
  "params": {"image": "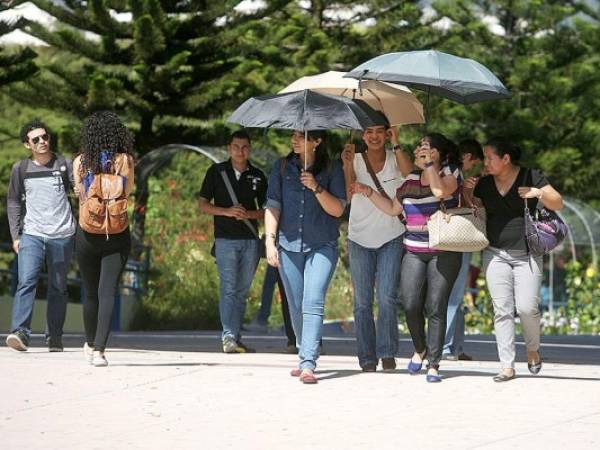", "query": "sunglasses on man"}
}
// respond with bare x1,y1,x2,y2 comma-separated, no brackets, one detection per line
30,134,49,145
